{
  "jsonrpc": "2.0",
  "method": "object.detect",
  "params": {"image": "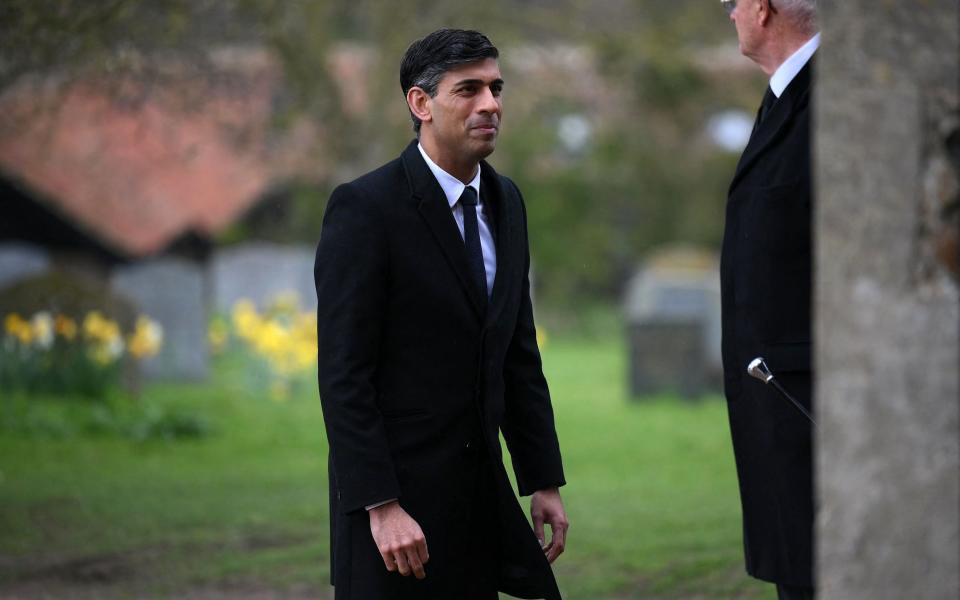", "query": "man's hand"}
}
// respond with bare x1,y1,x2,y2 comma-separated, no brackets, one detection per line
530,487,569,563
368,501,429,579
